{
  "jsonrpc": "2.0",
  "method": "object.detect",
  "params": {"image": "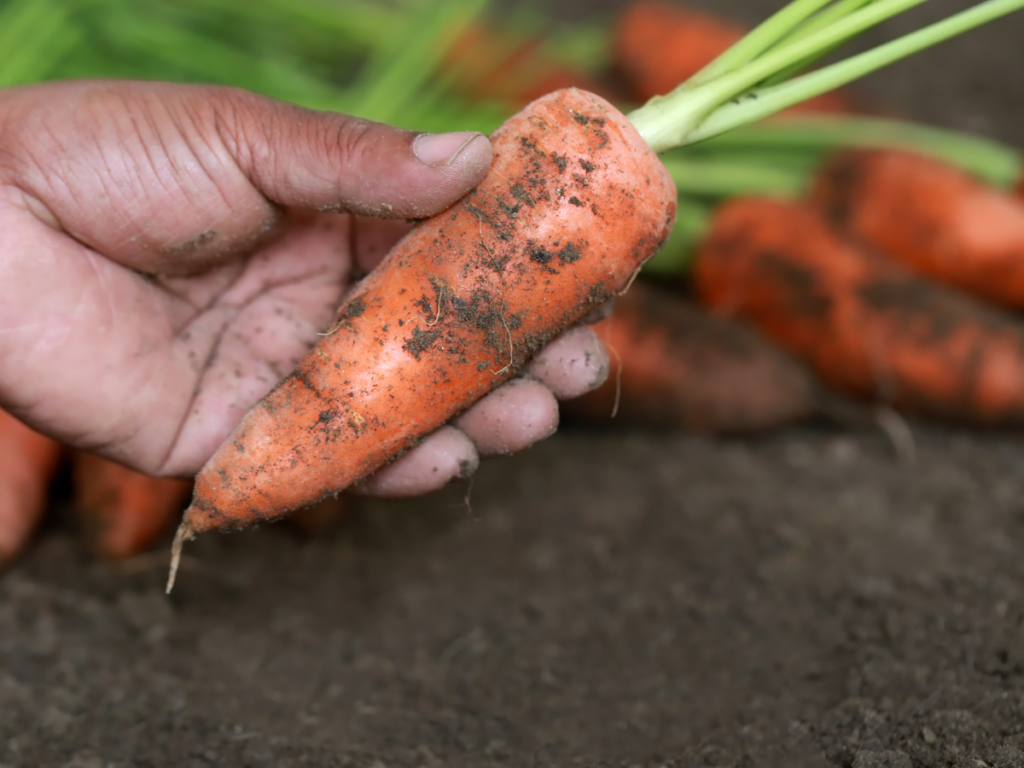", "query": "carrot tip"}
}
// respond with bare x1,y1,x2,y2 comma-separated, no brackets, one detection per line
165,520,194,594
